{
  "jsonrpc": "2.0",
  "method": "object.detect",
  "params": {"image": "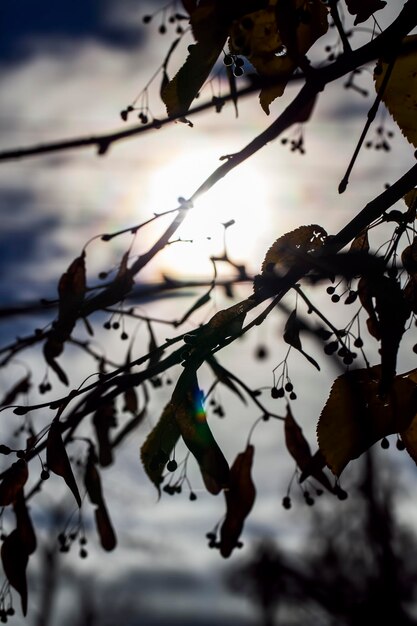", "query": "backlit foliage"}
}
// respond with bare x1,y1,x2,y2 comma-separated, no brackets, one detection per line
0,0,417,618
